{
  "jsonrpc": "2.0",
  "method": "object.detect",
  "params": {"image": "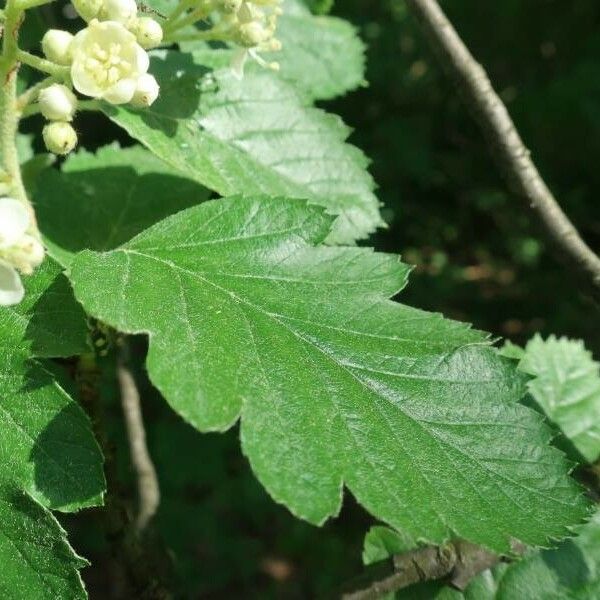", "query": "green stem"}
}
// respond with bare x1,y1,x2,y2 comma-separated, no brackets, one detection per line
163,5,211,36
16,49,69,76
164,29,223,43
0,0,29,207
